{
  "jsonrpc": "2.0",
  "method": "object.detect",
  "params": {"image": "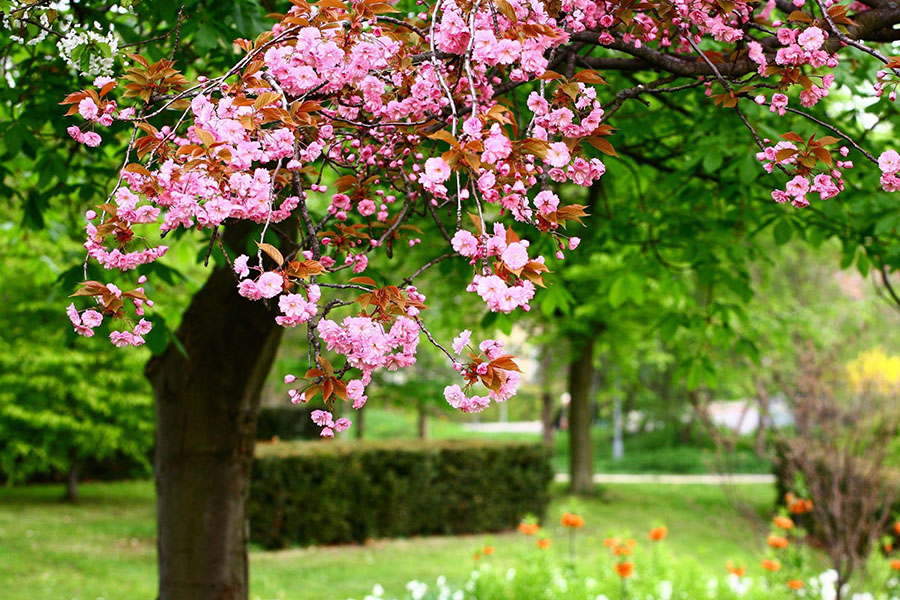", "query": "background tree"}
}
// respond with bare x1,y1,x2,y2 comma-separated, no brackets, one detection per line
0,219,153,500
